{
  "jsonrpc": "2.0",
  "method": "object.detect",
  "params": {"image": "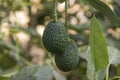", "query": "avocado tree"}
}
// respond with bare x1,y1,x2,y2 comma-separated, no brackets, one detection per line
0,0,120,80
